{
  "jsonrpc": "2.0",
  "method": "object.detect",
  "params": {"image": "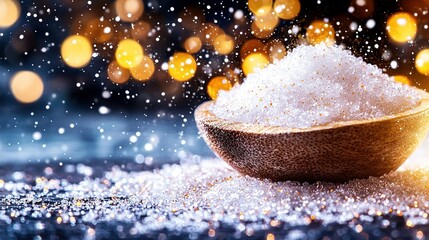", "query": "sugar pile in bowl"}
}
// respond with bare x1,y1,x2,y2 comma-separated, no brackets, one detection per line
210,44,421,128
